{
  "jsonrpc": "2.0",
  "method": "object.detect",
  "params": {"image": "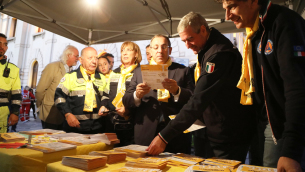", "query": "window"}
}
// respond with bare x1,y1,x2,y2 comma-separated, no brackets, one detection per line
31,61,38,88
9,18,17,38
1,14,8,34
